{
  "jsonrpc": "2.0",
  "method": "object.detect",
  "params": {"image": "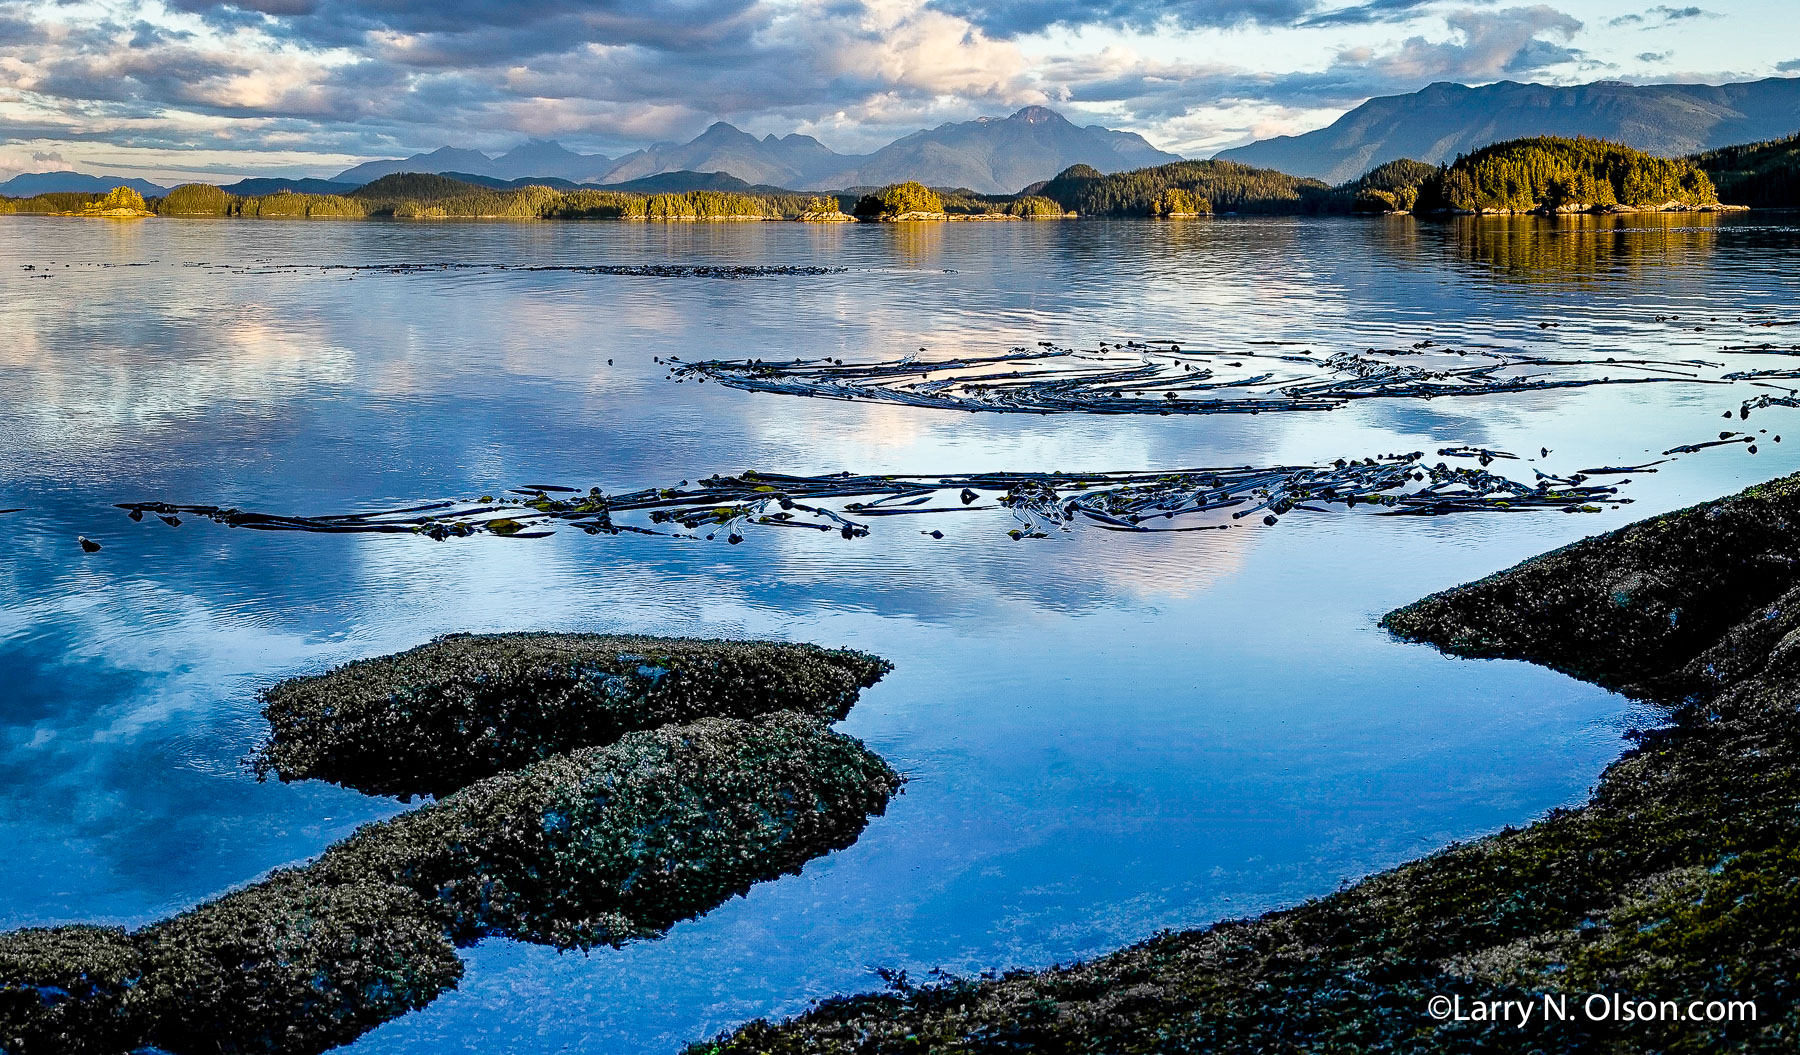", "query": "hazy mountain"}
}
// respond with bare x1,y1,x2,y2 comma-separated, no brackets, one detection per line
489,140,615,182
322,107,1181,194
824,106,1181,193
1216,77,1800,183
0,171,168,196
333,147,499,184
597,123,842,187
